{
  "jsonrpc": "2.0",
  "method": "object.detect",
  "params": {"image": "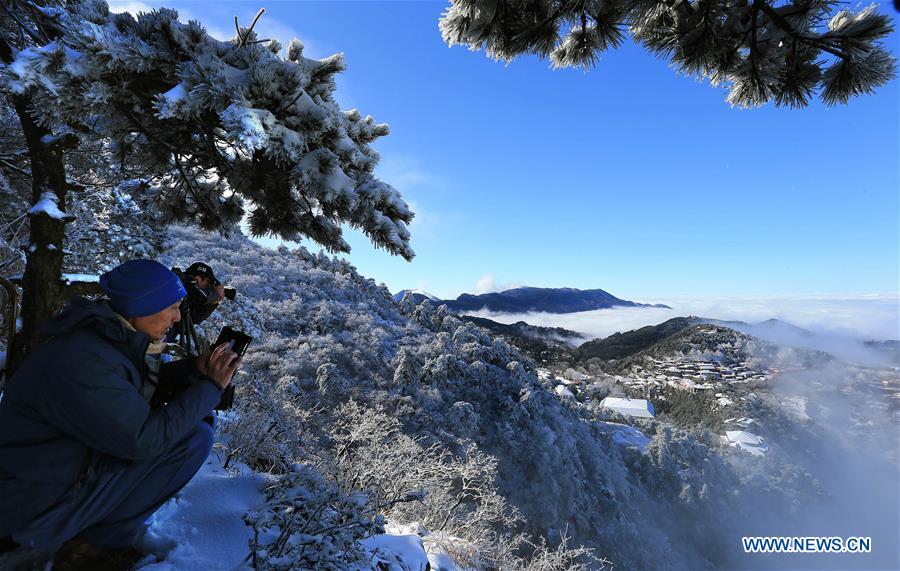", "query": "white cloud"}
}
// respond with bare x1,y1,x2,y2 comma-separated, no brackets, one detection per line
107,1,155,14
376,154,445,194
106,2,314,49
467,294,900,343
474,274,499,294
252,17,320,58
472,274,523,295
